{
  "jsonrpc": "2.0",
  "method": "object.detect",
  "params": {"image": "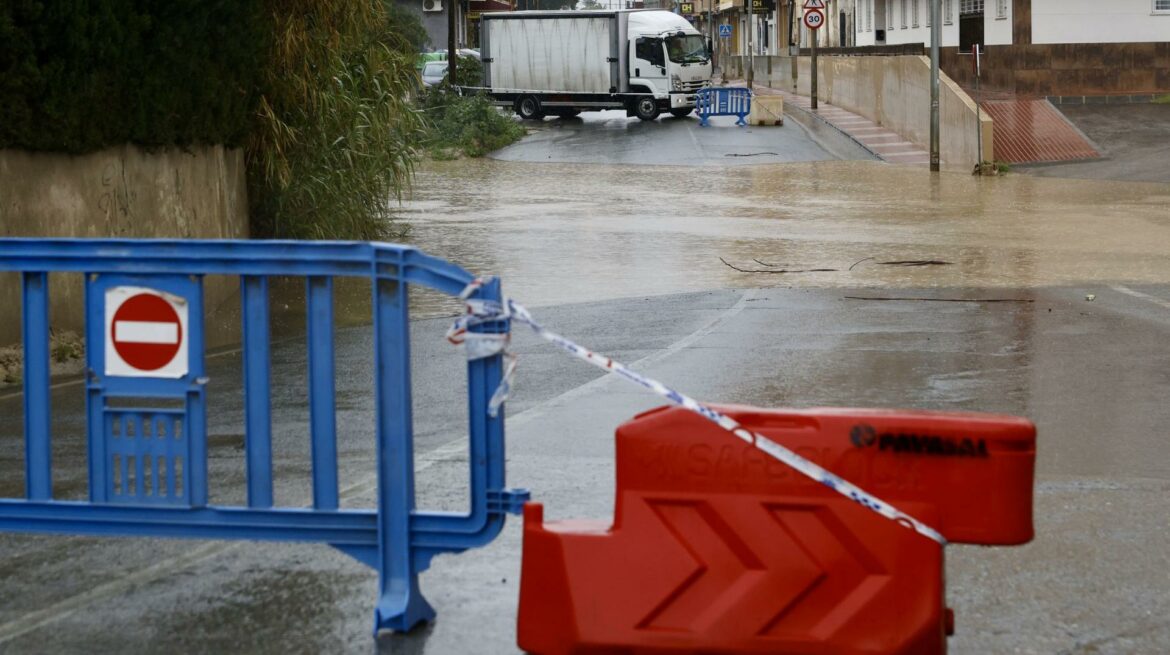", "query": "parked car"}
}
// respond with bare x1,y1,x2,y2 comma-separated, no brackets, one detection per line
416,51,446,72
421,61,448,88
